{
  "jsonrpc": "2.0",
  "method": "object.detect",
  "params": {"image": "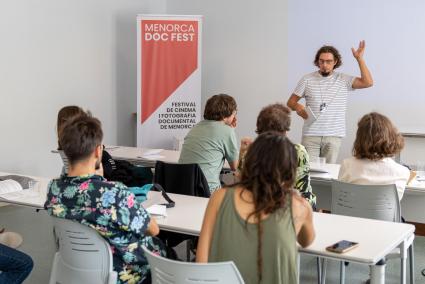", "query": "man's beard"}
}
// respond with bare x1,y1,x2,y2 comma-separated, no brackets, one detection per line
320,71,331,77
